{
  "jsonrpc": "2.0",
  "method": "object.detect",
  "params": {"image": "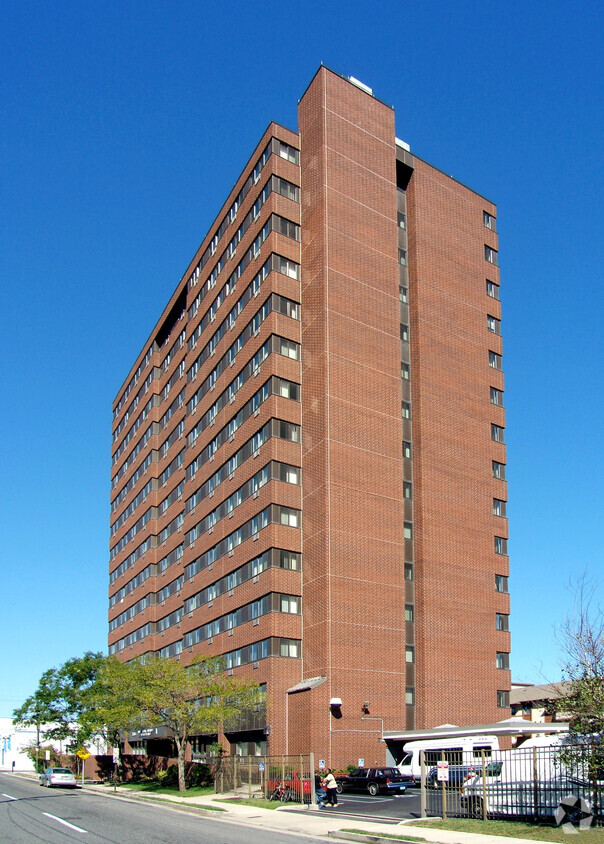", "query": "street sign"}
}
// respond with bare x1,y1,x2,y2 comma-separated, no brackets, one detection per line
358,758,364,767
112,749,119,764
258,762,265,772
436,760,449,782
76,748,91,760
45,750,50,761
318,759,325,769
